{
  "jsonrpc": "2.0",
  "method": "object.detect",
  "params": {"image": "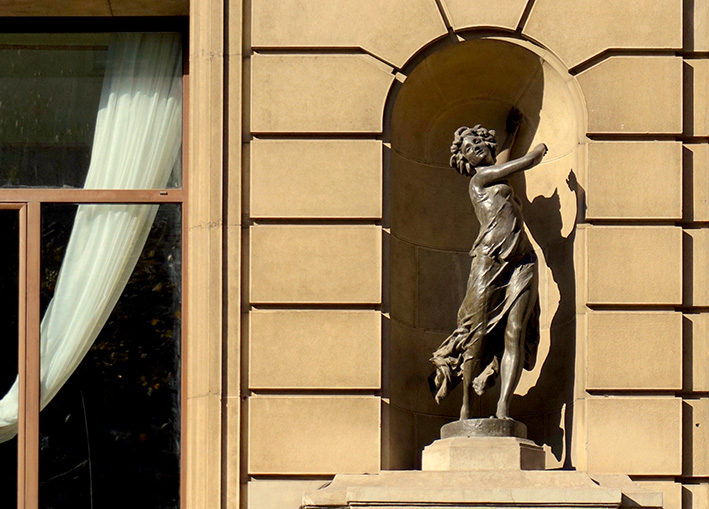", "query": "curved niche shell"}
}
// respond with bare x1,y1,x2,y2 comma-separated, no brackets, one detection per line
387,37,584,468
